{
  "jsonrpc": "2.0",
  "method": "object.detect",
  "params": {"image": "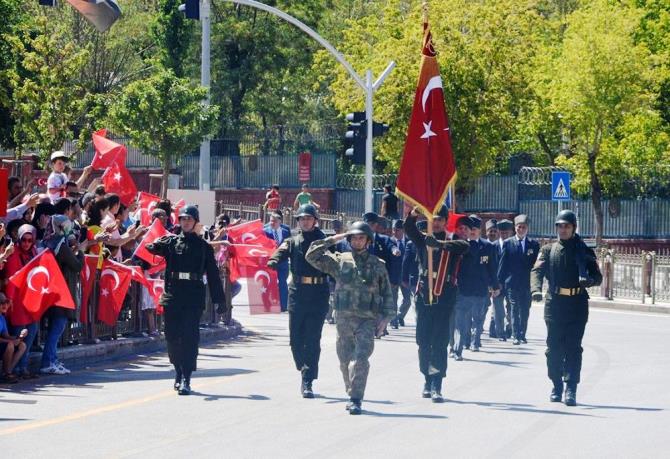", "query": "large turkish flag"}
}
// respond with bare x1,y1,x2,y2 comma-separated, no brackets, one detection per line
102,161,137,206
396,20,457,217
91,129,127,170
